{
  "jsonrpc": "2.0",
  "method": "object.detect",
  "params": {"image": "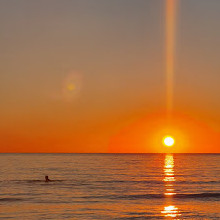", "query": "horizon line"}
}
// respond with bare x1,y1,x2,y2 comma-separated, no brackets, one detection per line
0,152,219,154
